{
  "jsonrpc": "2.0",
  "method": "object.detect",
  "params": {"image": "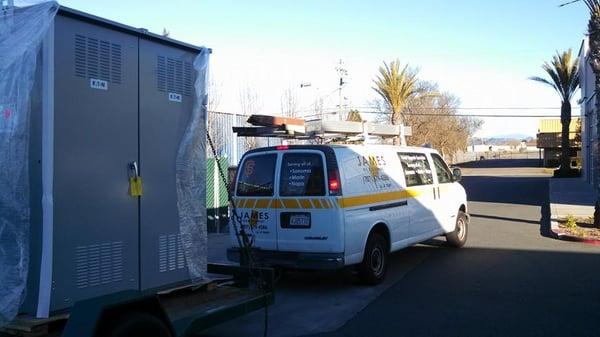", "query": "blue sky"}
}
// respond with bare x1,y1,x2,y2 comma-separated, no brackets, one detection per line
58,0,590,137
